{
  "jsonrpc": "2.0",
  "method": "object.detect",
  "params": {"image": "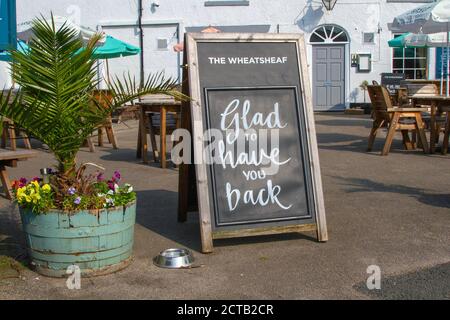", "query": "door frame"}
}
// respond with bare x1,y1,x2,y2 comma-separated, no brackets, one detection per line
308,24,350,111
